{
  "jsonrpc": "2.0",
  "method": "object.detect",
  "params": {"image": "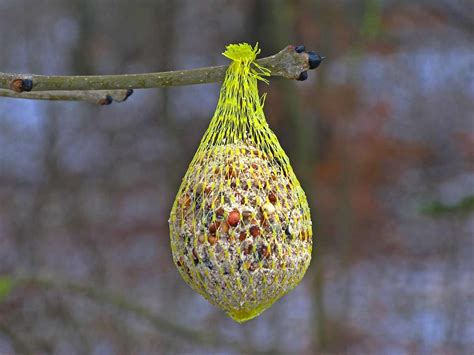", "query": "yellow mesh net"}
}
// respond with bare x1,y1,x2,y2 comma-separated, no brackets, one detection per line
169,43,313,323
